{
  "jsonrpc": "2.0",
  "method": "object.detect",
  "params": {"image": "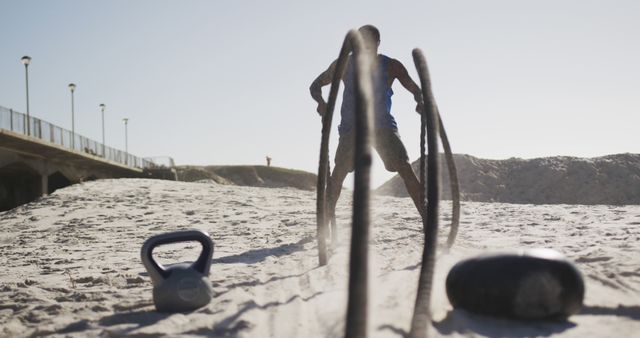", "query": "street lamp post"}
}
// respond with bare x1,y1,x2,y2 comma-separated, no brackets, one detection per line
99,103,106,156
123,118,129,164
68,83,77,149
21,56,32,136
